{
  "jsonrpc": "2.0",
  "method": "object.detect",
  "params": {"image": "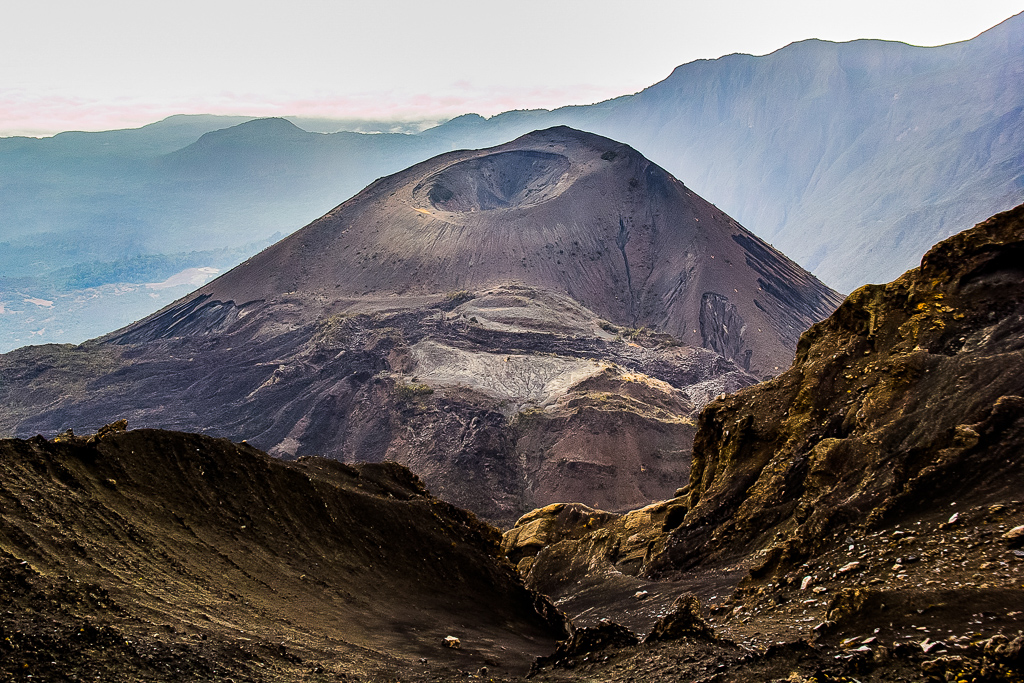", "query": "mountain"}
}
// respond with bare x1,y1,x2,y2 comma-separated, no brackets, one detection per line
503,203,1024,681
4,204,1023,682
178,125,839,375
0,115,444,260
424,12,1024,293
0,426,565,680
0,128,840,524
2,13,1020,349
